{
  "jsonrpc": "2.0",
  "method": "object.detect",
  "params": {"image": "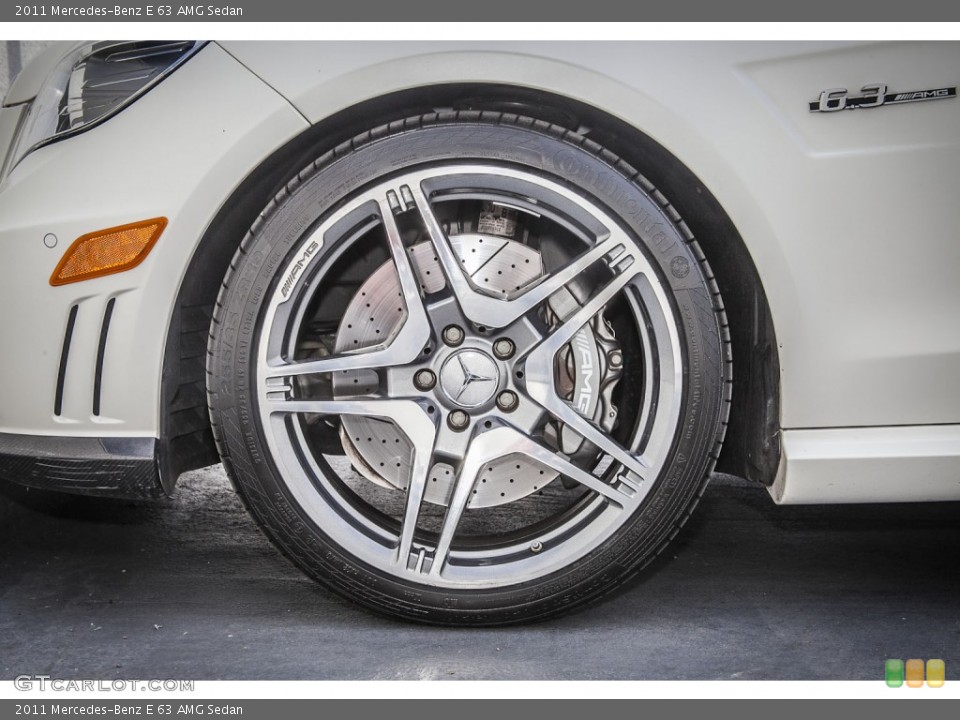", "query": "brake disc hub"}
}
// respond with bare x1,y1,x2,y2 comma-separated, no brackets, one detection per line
333,233,622,508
